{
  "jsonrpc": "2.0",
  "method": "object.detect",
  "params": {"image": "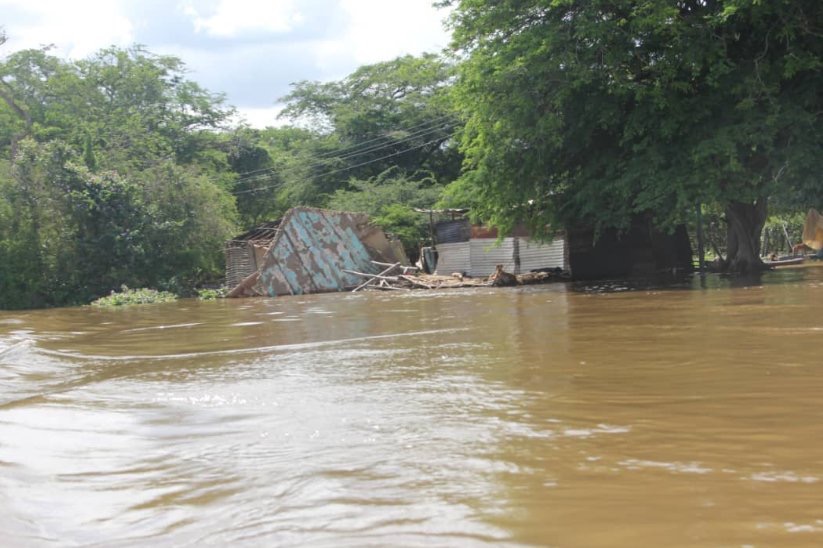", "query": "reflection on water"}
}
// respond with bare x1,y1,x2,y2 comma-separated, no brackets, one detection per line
1,265,823,546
